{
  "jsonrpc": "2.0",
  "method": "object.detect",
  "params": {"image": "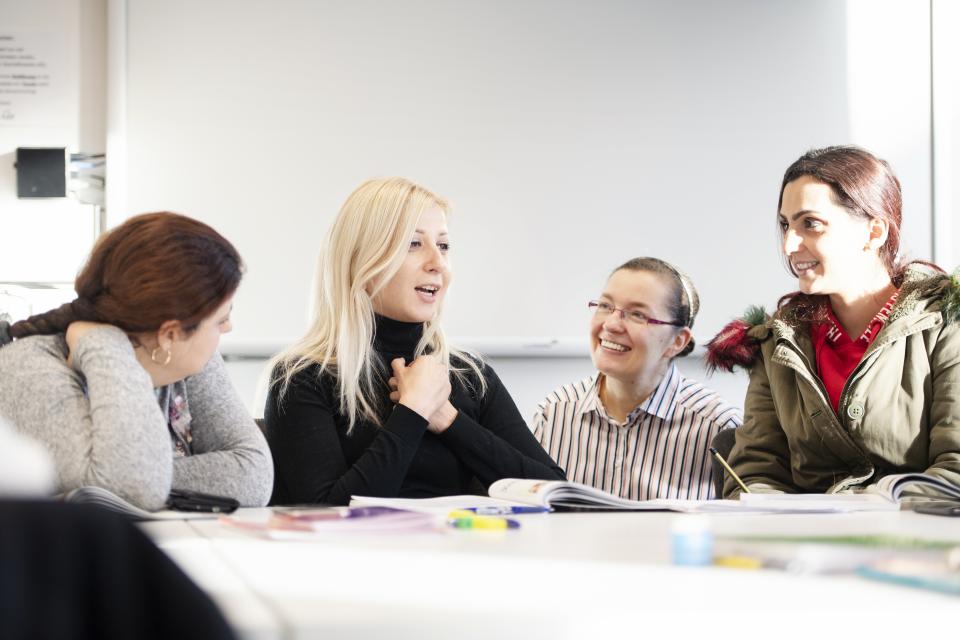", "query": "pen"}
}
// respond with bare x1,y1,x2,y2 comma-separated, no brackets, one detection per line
465,506,551,515
447,510,520,530
709,446,751,495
